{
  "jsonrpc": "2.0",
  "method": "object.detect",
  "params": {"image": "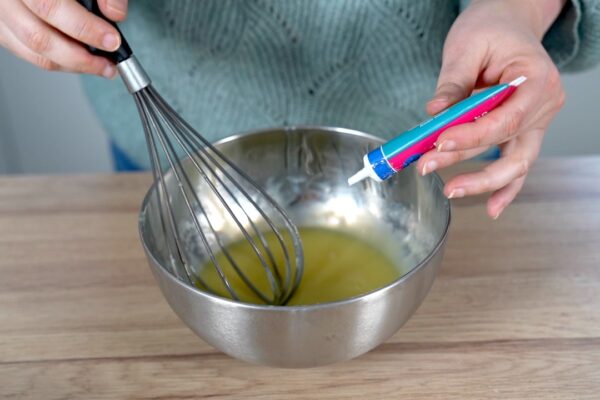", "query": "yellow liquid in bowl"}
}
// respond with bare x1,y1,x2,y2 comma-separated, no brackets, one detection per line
196,227,402,305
